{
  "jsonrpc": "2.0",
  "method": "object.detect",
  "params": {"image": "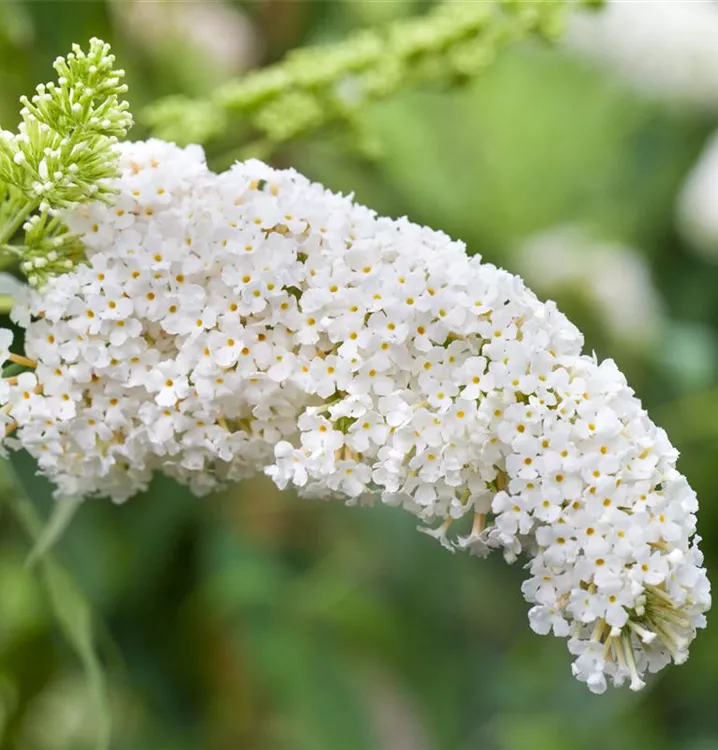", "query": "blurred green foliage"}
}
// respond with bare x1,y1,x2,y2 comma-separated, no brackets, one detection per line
142,0,577,153
1,2,718,749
